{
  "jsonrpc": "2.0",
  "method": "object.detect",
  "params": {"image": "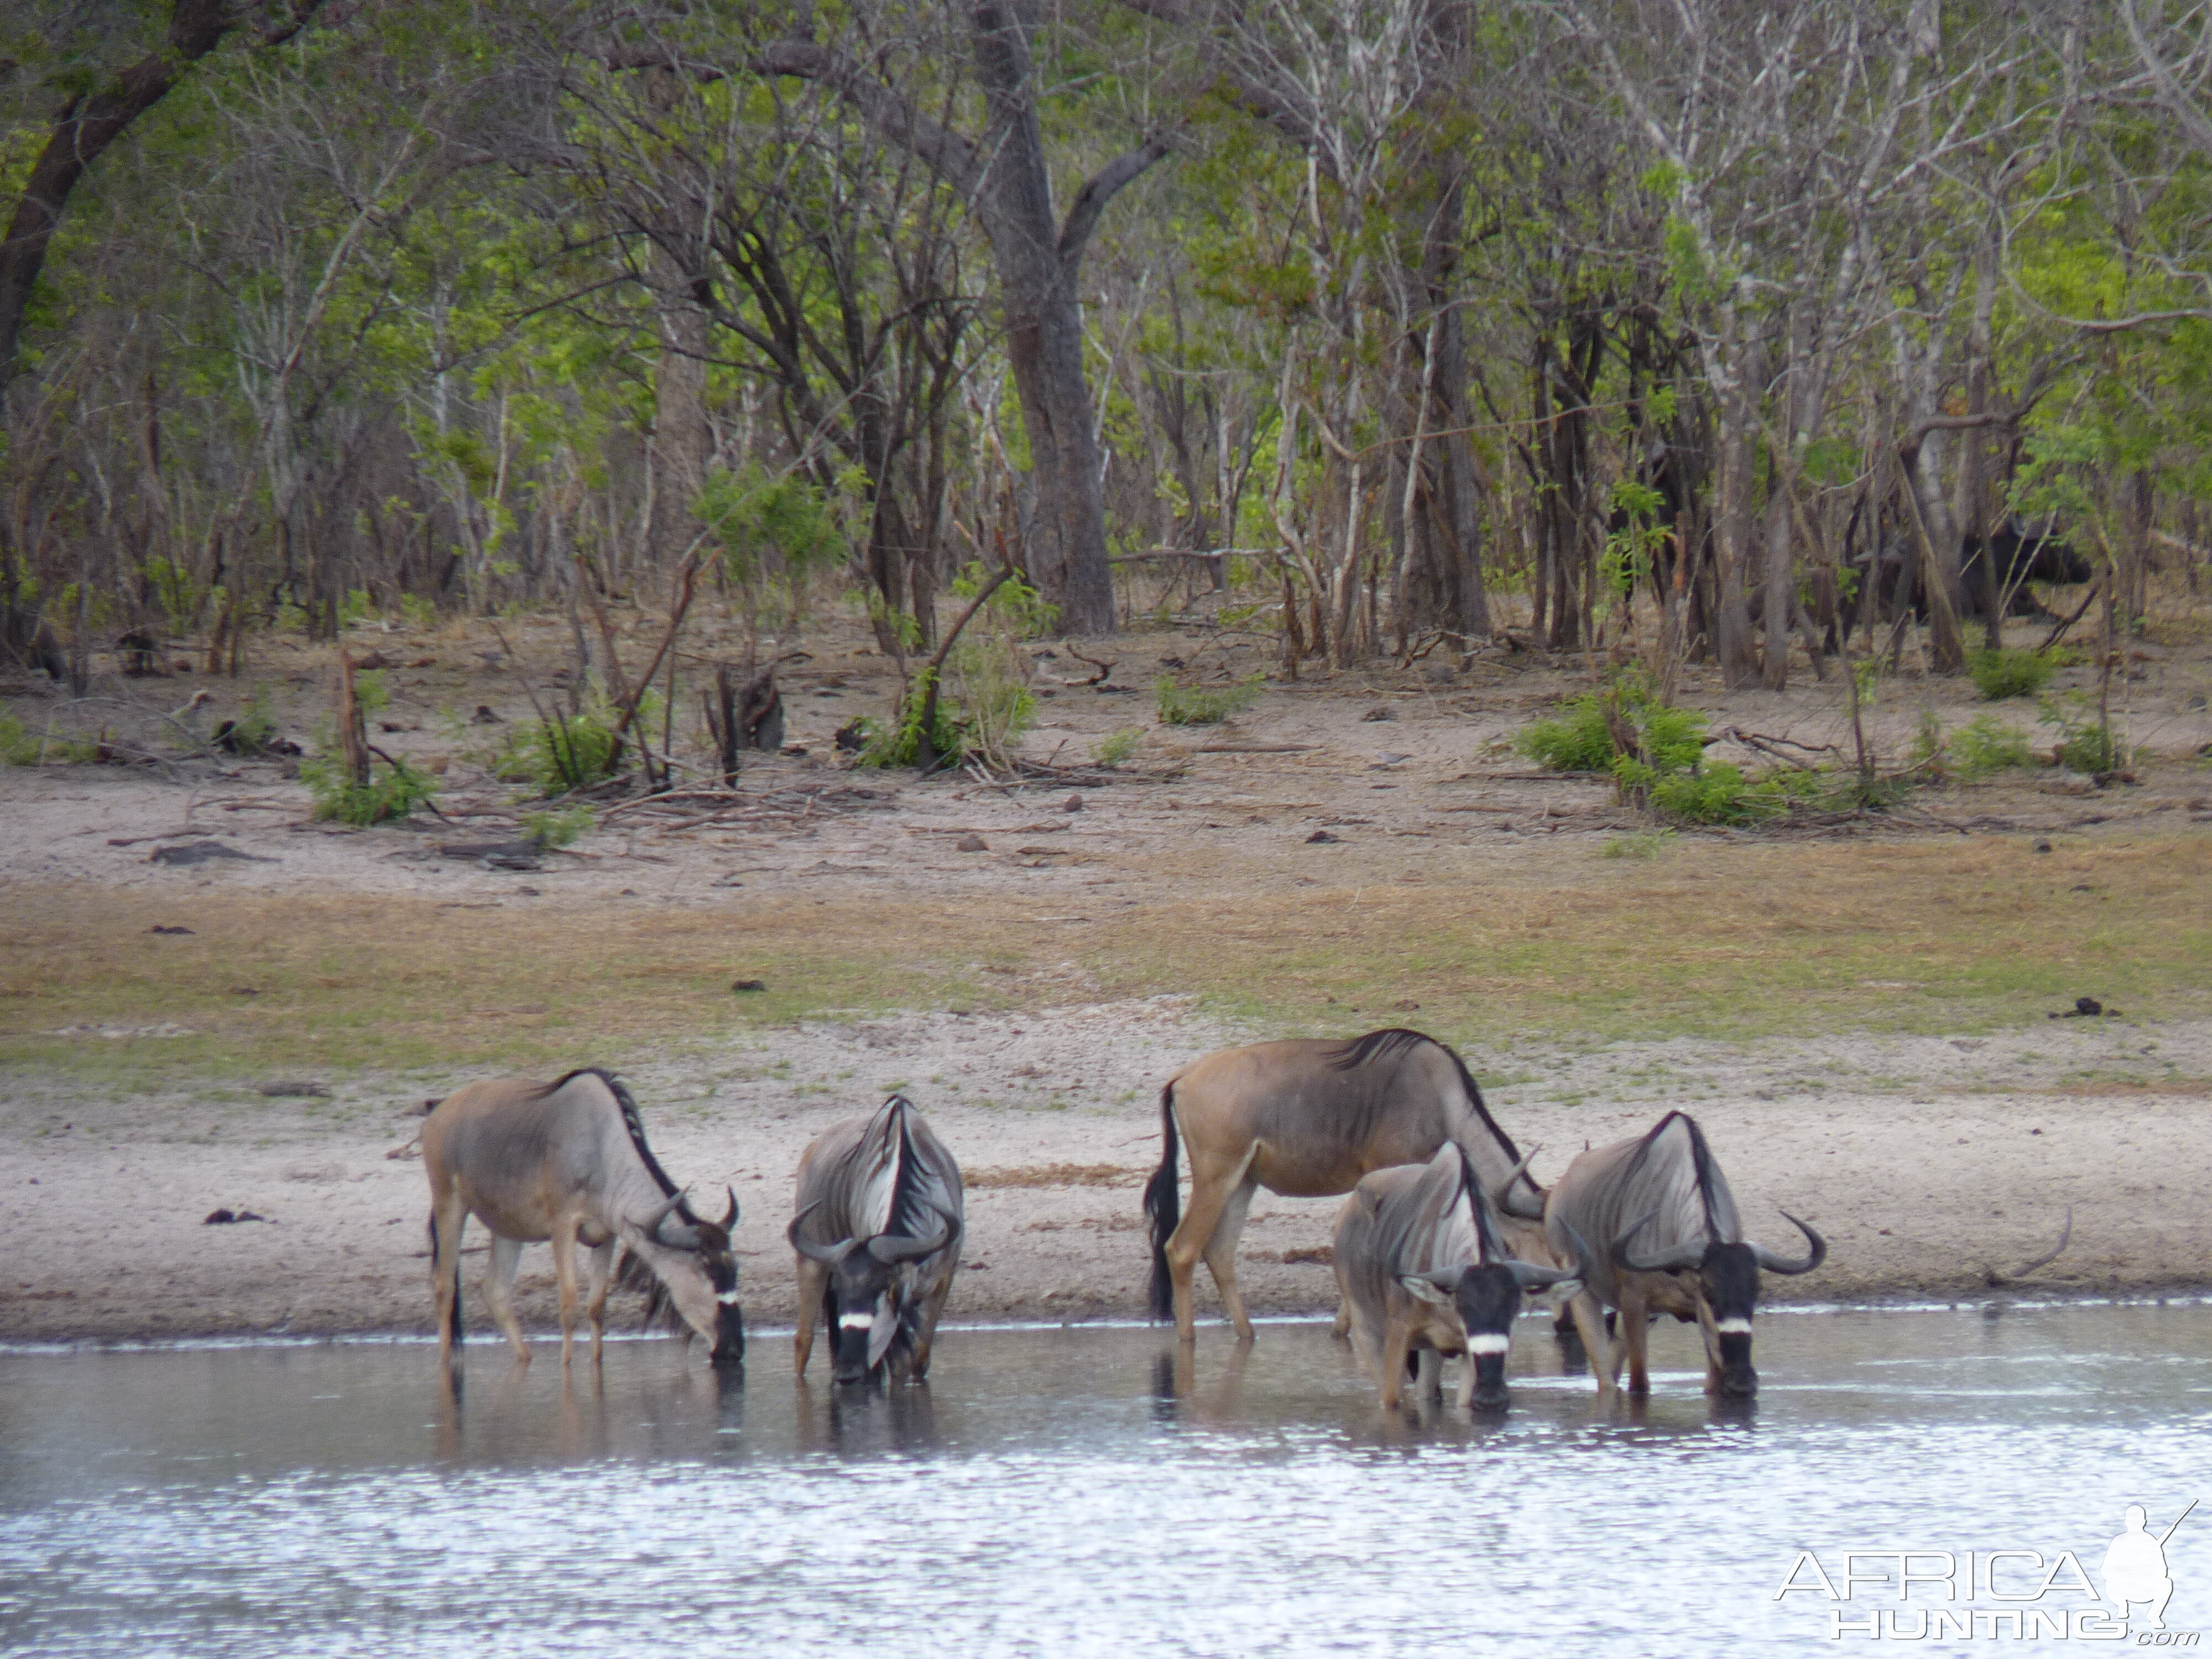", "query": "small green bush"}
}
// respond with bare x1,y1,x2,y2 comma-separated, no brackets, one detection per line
214,686,280,756
1093,727,1144,766
1951,714,2033,780
1623,758,1823,826
0,707,41,765
507,694,634,795
1968,647,2054,701
1157,674,1263,725
857,667,969,769
301,753,440,825
1599,830,1676,859
2041,695,2128,774
521,805,594,848
1517,682,1707,773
